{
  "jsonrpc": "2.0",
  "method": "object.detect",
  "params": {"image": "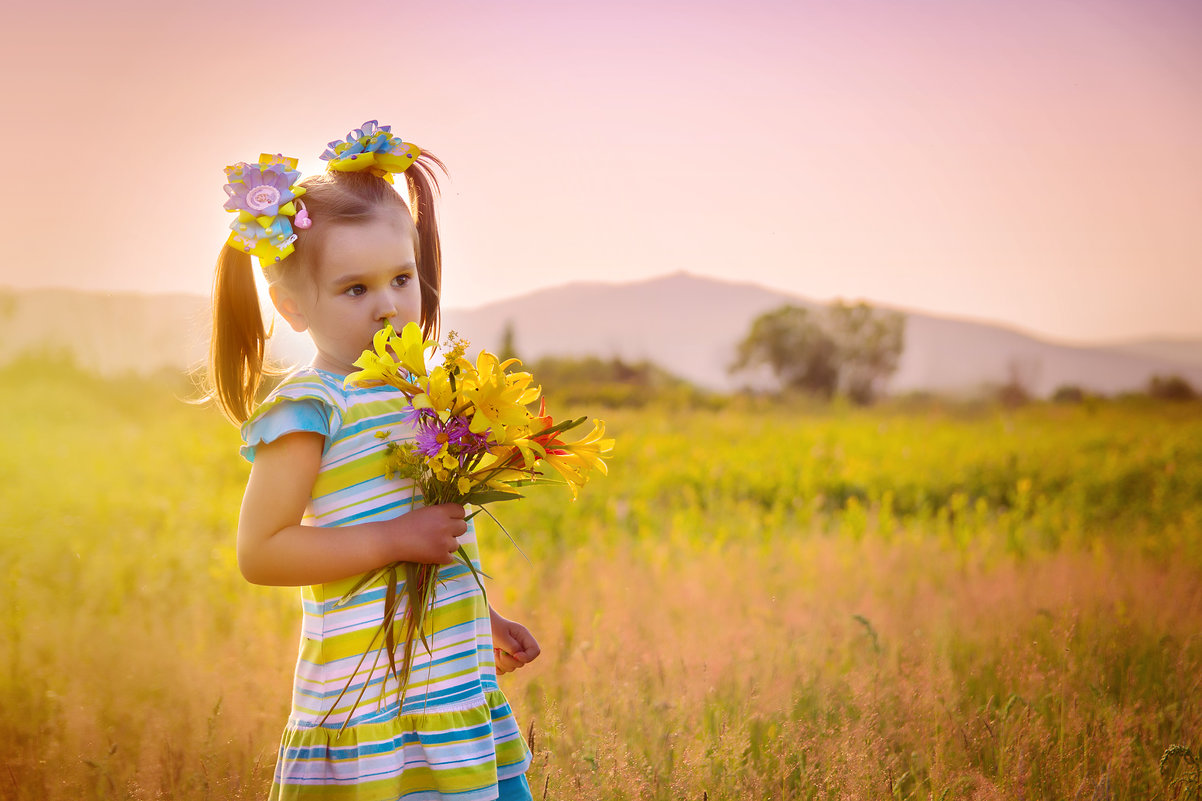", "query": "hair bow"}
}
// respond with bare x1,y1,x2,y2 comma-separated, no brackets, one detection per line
222,153,308,265
320,120,420,183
